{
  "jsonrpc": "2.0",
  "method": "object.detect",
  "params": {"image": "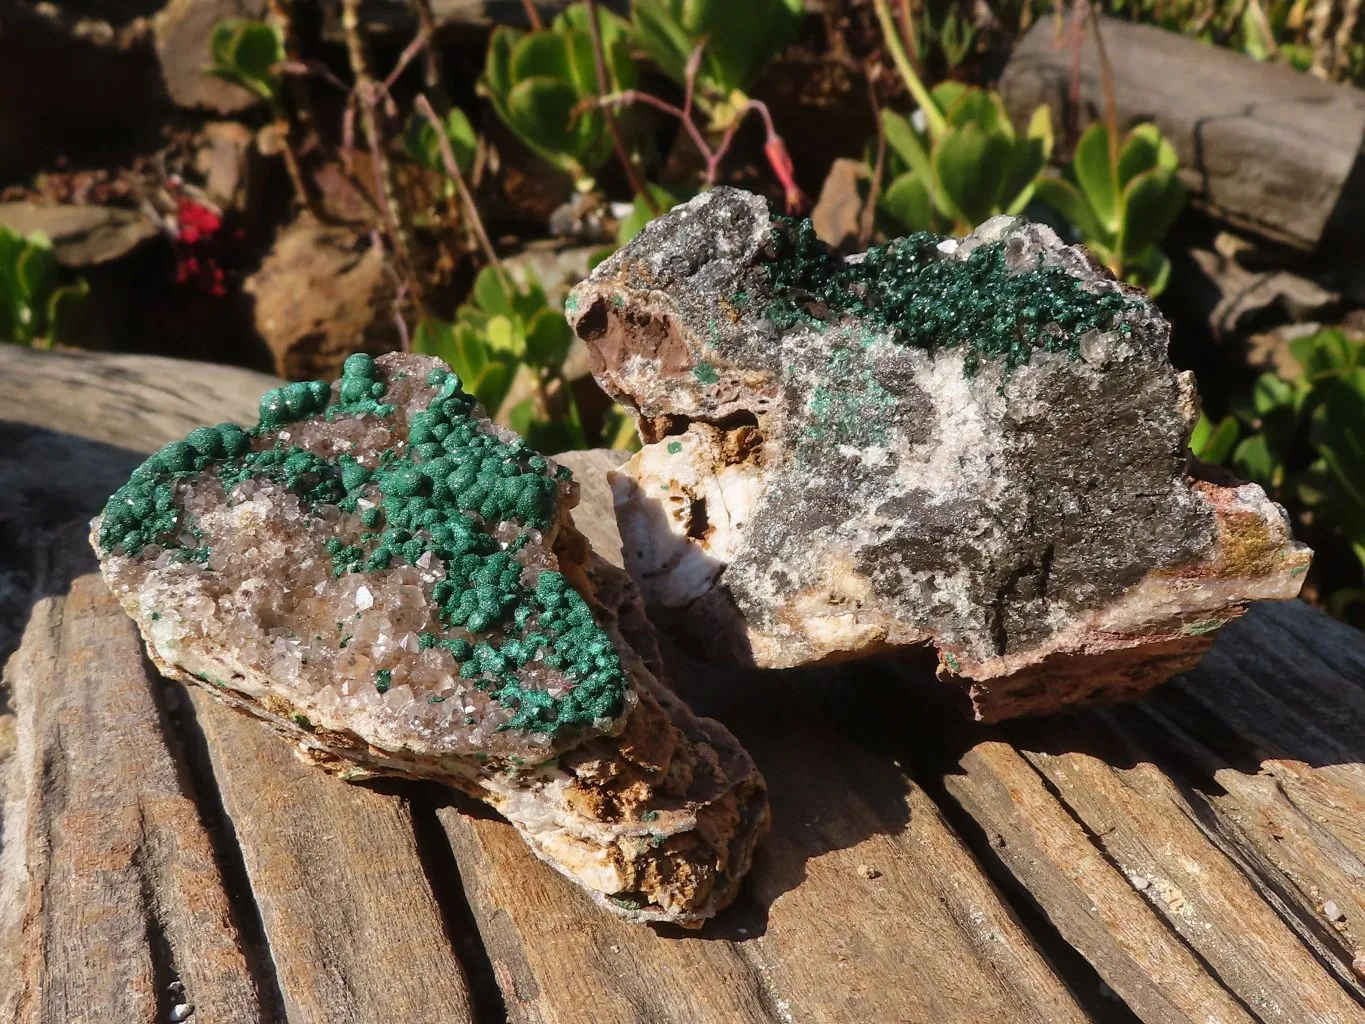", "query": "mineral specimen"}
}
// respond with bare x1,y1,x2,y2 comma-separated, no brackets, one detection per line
91,352,768,924
566,188,1311,721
